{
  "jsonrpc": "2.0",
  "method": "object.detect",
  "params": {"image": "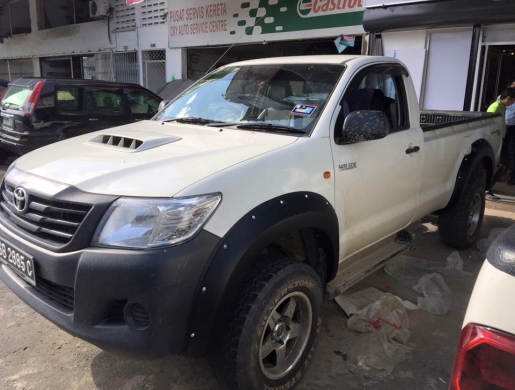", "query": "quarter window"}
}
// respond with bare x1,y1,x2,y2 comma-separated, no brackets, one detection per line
57,87,80,111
